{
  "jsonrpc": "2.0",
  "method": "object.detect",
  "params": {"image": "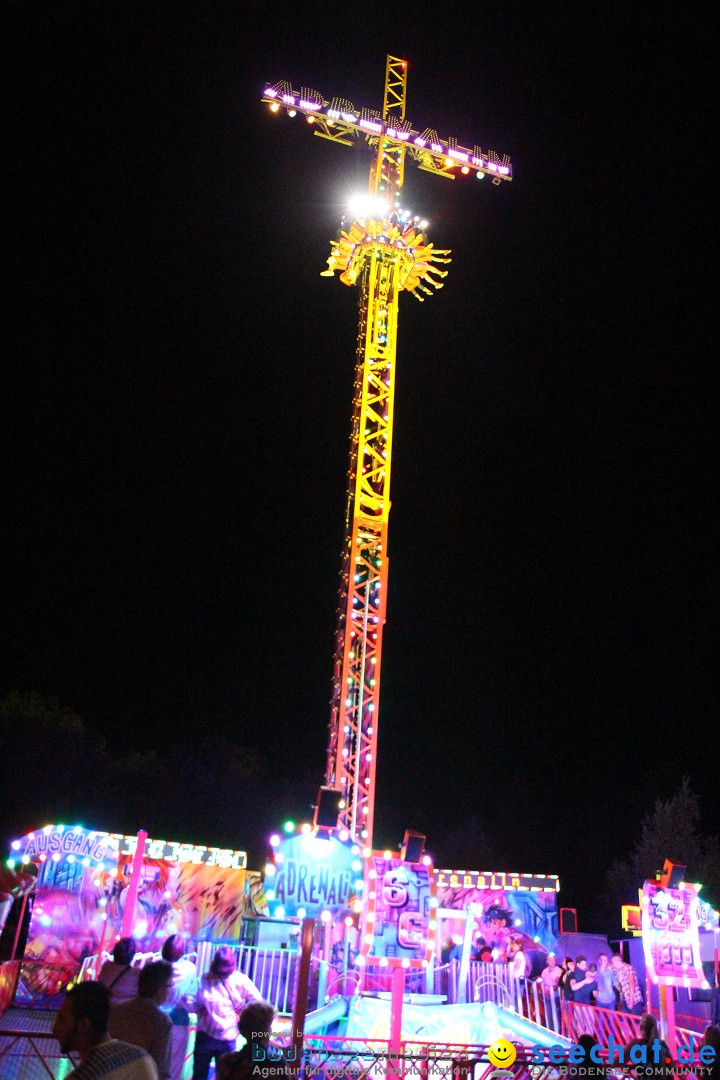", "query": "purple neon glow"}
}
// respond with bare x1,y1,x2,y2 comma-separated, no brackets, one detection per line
263,82,512,178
